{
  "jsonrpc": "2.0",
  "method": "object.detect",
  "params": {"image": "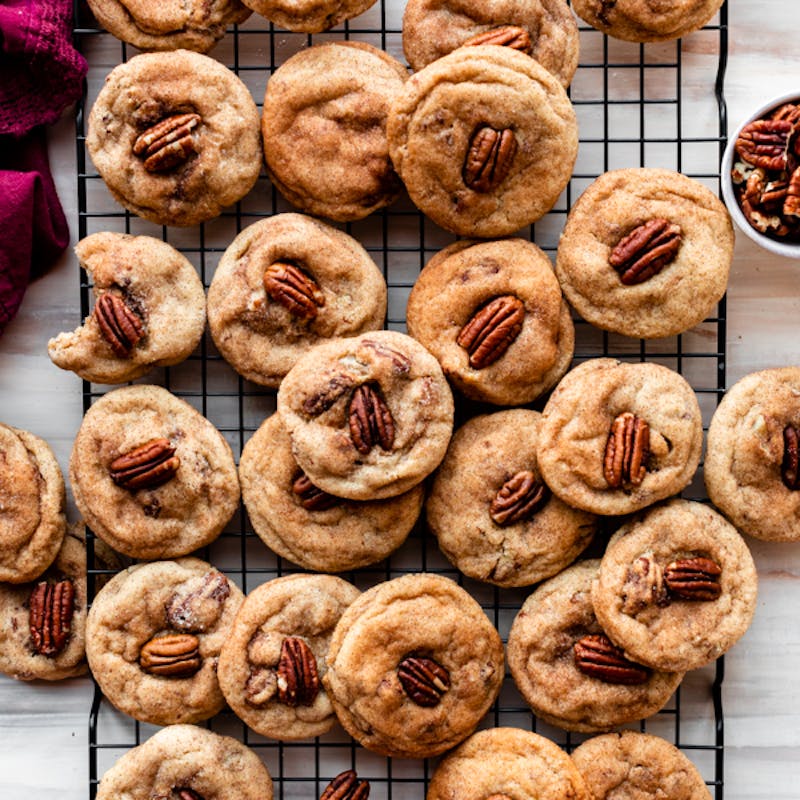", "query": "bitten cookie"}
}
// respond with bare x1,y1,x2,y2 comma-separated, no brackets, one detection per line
277,331,454,501
48,233,206,384
240,415,423,572
592,500,758,673
323,573,504,758
87,50,261,226
86,558,244,725
538,359,703,516
426,409,596,587
262,42,407,222
218,574,360,739
507,560,683,733
70,385,240,559
95,725,273,800
0,424,66,584
705,367,800,542
387,45,578,238
556,169,734,339
242,0,376,31
406,238,574,405
208,214,387,388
